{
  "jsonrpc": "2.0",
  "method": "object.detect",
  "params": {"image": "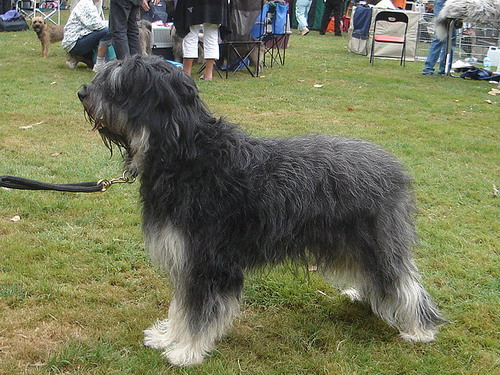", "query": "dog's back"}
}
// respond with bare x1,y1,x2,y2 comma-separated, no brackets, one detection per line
435,0,500,40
